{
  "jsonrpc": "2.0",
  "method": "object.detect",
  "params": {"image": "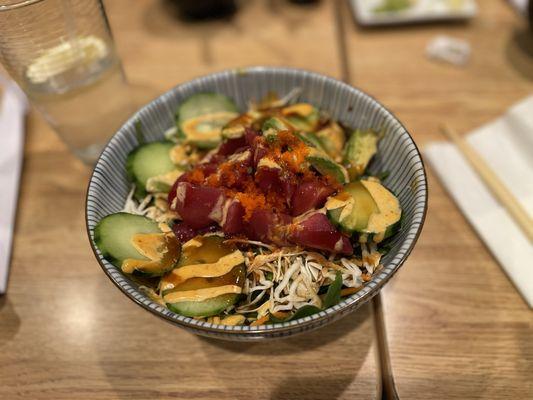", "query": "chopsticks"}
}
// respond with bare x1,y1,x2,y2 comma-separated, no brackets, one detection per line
440,124,533,242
